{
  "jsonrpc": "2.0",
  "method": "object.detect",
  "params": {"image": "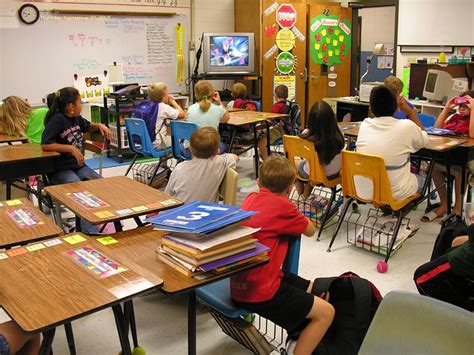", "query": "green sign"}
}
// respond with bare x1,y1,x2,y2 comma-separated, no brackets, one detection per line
310,14,352,66
276,51,296,75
